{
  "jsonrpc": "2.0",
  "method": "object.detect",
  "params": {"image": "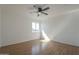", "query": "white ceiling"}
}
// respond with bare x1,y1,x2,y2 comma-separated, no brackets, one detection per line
1,4,79,18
